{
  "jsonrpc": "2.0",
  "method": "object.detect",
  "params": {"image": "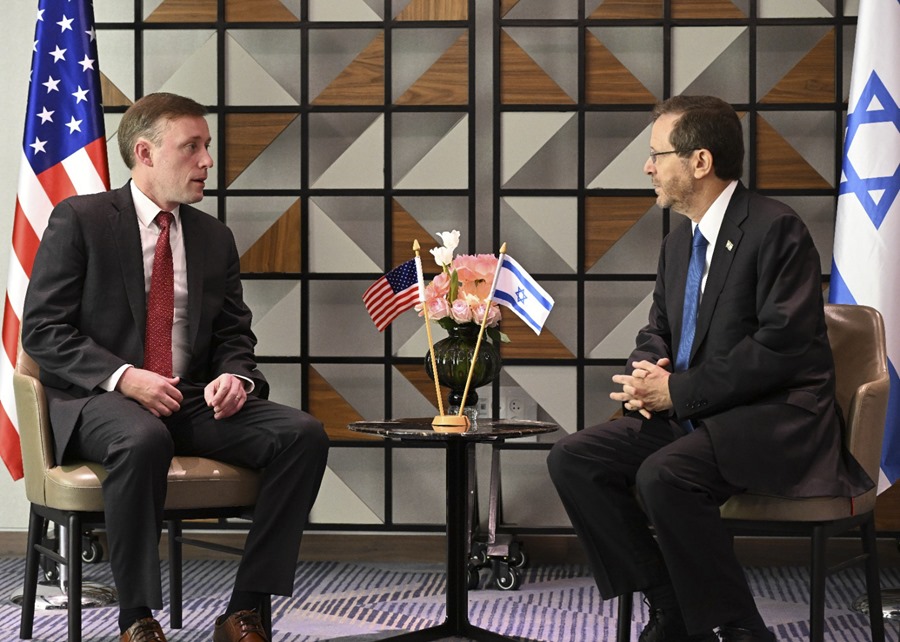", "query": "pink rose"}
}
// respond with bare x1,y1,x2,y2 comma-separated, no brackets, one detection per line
449,298,473,324
454,254,497,283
